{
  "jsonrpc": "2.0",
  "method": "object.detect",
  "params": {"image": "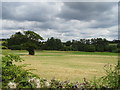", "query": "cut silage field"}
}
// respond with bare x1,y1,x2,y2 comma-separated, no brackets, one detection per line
2,50,118,82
